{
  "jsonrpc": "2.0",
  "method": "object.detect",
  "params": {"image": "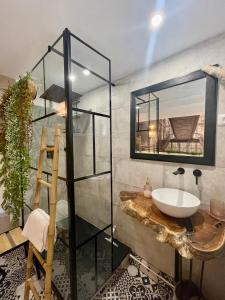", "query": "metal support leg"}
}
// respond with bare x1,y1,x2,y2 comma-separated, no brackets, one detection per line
199,261,205,299
175,250,180,282
179,256,182,281
189,260,193,281
175,258,205,300
94,236,98,290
